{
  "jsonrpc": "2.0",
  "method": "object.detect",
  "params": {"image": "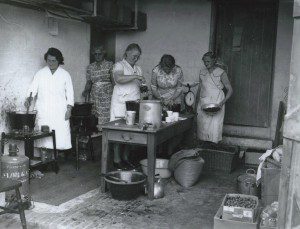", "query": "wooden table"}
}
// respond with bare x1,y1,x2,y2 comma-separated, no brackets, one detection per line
100,114,194,200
